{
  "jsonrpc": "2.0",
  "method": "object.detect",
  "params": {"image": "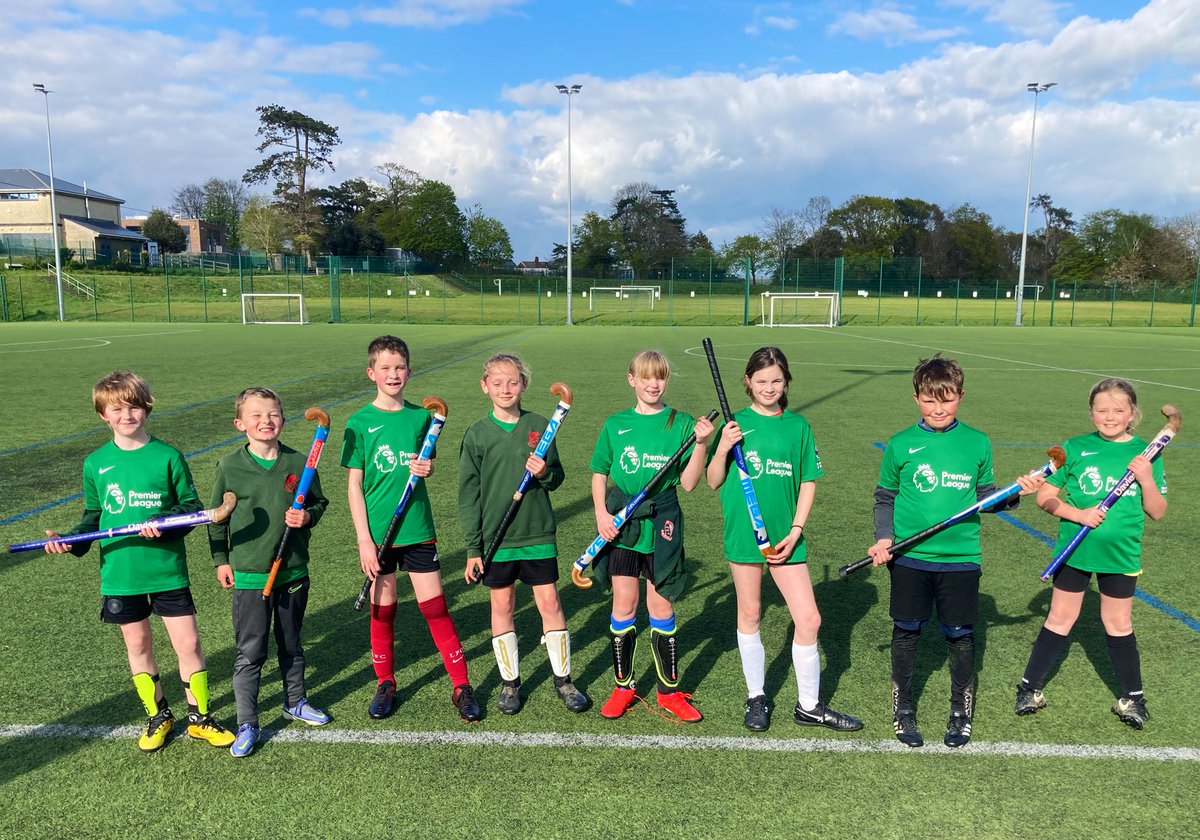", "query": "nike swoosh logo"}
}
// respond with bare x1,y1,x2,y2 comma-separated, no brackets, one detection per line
288,583,303,594
908,446,926,454
368,425,384,433
618,428,633,435
98,465,115,474
1080,450,1098,456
